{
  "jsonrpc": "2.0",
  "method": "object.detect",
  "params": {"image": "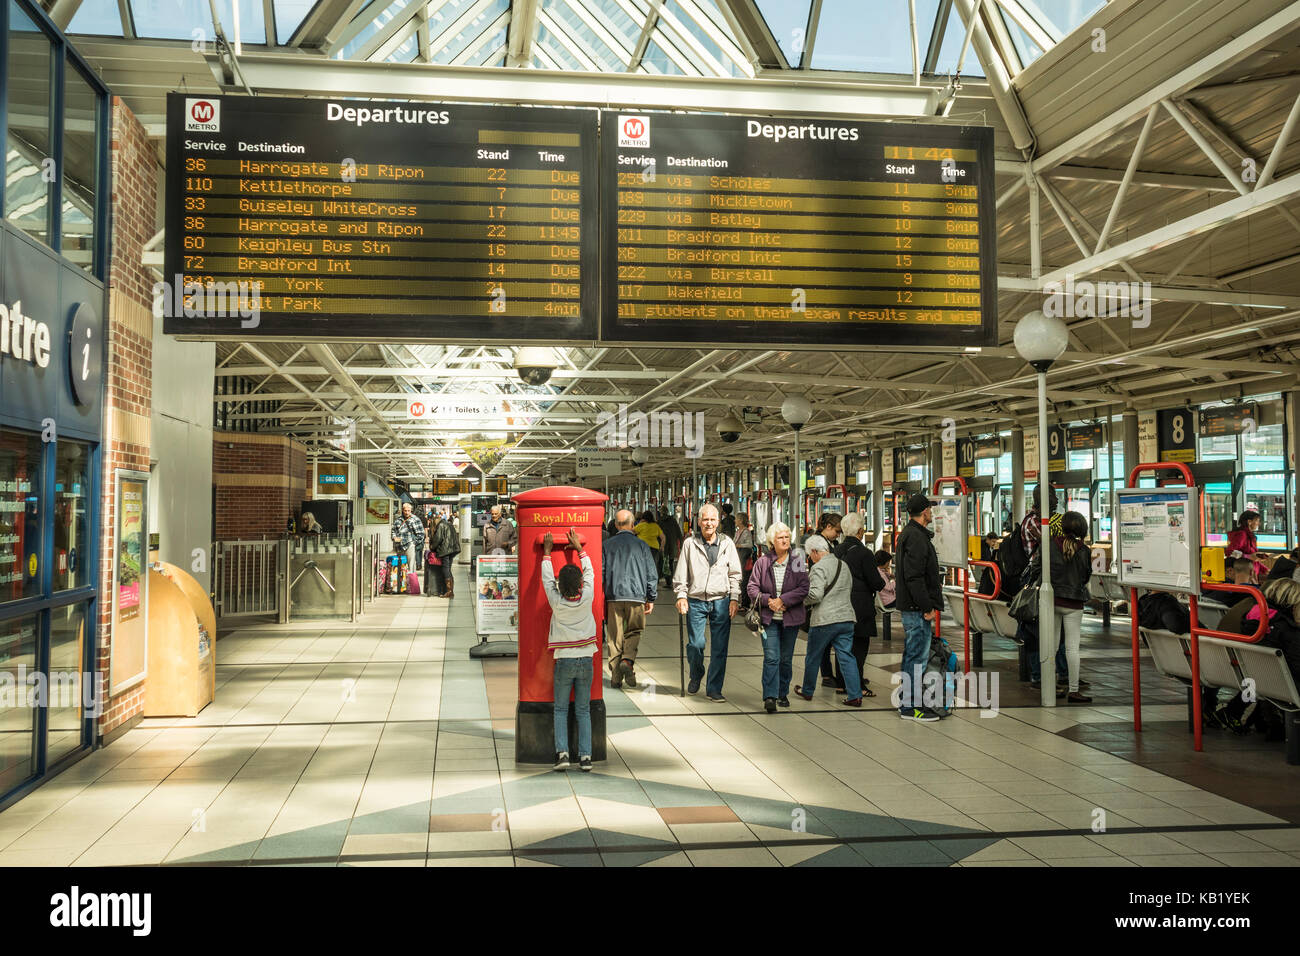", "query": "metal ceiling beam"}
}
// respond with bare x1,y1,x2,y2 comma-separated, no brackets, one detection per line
47,0,84,29
997,275,1300,310
1040,171,1300,283
215,50,945,115
506,0,540,66
715,0,787,69
289,0,368,48
1032,1,1300,174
